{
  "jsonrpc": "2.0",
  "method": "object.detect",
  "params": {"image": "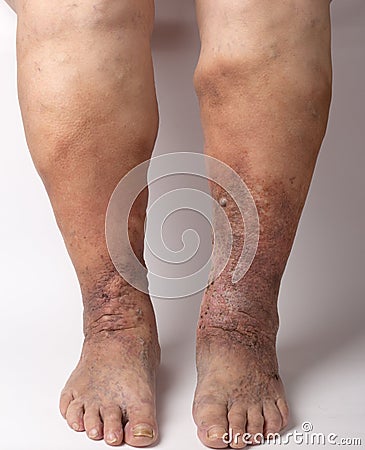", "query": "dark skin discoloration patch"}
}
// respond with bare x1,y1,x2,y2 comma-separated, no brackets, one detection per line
81,269,160,365
201,177,300,334
192,0,331,444
19,0,160,444
193,175,303,435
